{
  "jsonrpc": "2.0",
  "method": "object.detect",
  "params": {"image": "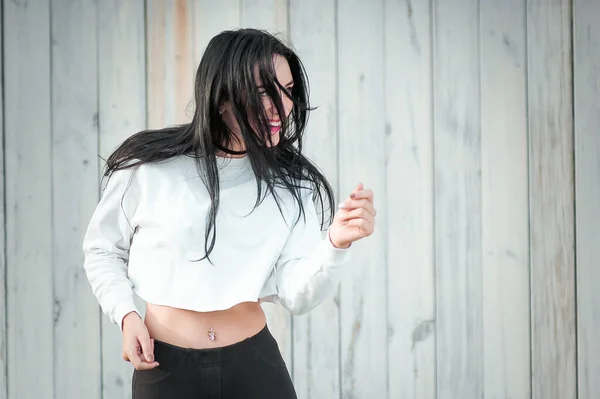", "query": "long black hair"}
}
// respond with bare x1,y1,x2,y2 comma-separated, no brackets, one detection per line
104,28,335,262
